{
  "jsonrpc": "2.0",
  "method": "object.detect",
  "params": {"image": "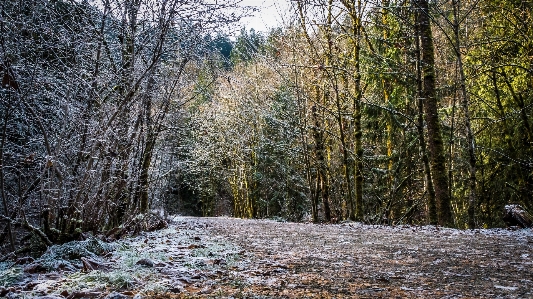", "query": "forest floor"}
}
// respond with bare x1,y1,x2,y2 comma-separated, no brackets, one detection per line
1,216,533,298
